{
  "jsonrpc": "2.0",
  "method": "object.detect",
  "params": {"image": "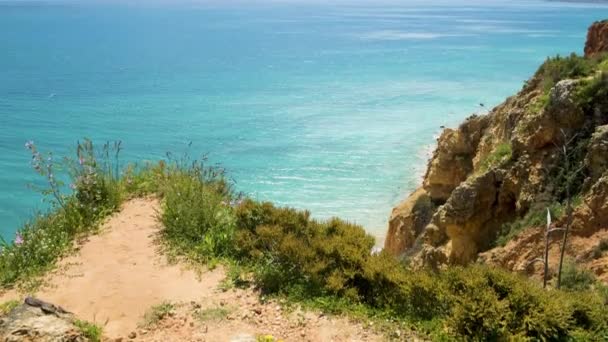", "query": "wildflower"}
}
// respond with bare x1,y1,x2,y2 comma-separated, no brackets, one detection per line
25,140,34,149
14,232,24,246
70,183,77,190
79,158,85,166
